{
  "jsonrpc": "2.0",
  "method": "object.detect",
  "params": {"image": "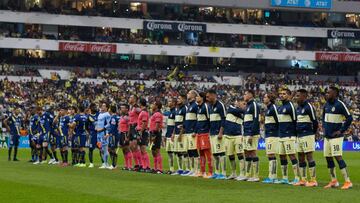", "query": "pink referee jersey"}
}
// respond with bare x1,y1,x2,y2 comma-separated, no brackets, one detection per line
149,112,163,132
129,106,141,125
118,115,129,133
136,110,149,131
